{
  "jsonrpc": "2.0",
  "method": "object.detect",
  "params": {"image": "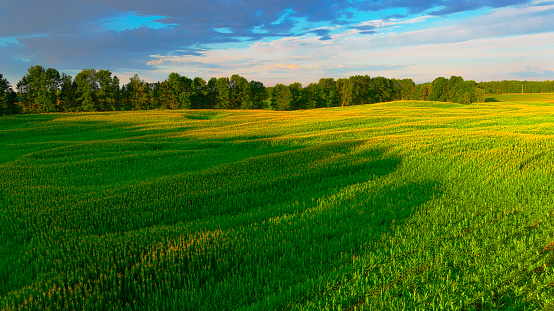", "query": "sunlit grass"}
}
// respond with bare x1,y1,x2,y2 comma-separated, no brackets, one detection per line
2,101,554,310
485,93,554,104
